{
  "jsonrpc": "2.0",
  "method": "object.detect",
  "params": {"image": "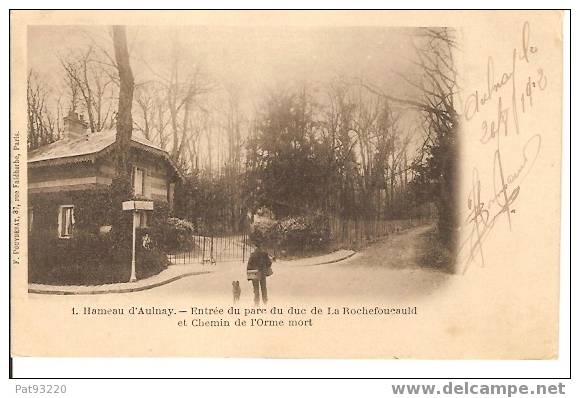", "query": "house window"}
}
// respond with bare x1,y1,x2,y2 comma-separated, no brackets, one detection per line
133,167,145,196
58,205,75,238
